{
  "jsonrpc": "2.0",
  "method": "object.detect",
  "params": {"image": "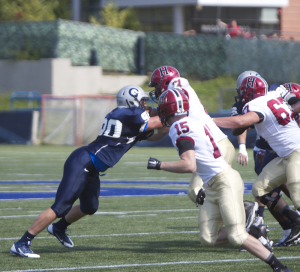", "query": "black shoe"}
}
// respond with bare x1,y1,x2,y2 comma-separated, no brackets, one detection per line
248,224,273,252
284,224,300,246
273,266,292,272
